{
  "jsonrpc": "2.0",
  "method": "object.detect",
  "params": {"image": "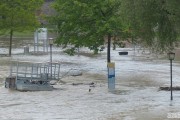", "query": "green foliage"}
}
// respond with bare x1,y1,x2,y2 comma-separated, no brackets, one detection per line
0,0,44,56
51,0,122,53
120,0,180,53
63,48,76,56
0,0,44,31
50,0,179,54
